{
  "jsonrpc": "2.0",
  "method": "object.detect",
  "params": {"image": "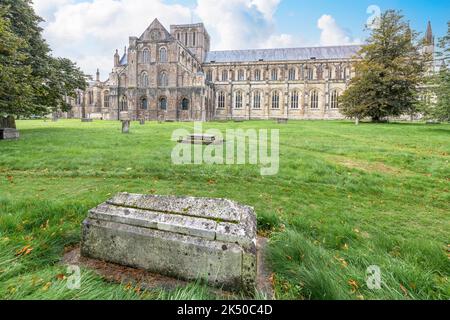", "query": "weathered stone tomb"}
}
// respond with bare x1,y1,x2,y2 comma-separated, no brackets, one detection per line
81,193,257,293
